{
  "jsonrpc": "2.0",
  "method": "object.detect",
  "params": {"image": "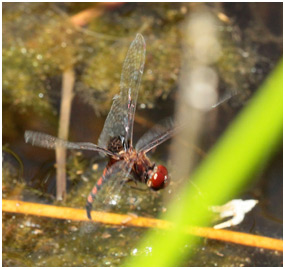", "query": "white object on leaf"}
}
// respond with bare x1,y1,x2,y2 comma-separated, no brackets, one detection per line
211,199,258,229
